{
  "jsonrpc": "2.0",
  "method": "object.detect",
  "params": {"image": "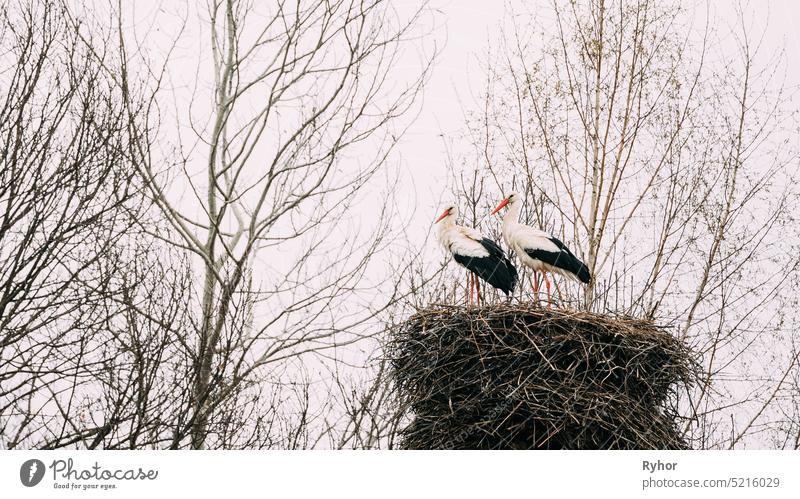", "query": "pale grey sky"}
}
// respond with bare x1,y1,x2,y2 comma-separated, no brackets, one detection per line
398,0,800,225
4,0,799,450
